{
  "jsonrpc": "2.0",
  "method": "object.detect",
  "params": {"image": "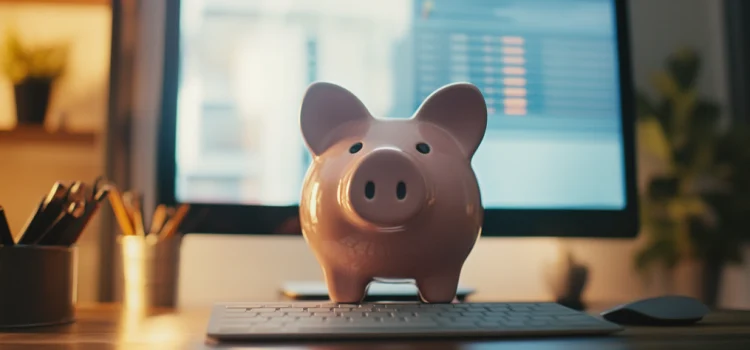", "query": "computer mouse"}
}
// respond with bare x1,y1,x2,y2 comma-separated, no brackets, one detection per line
600,295,710,326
